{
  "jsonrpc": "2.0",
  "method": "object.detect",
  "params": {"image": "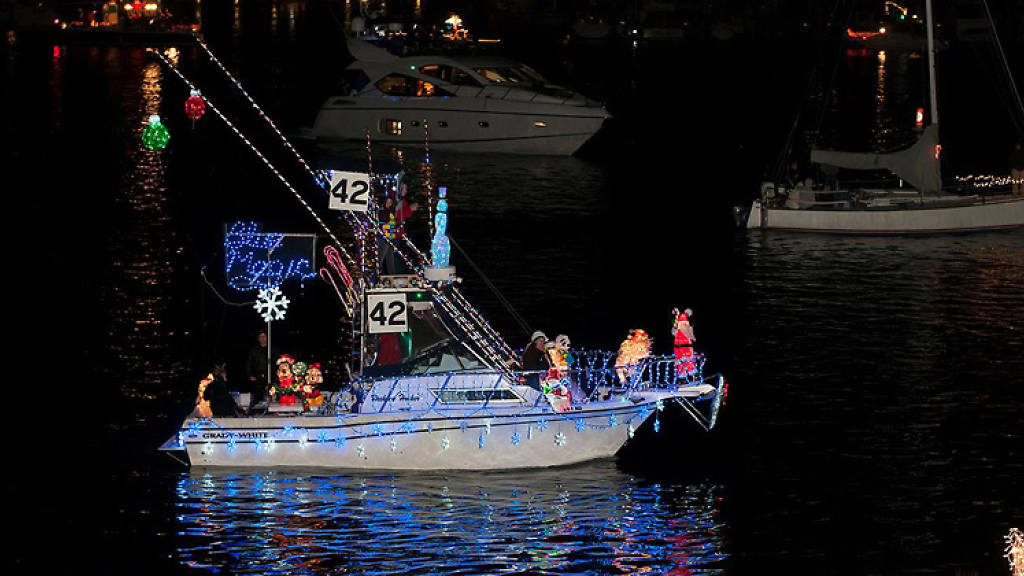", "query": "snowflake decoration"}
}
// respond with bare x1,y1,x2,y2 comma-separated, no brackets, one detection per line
441,435,450,450
484,419,492,434
356,444,366,457
390,438,398,452
459,420,468,433
478,434,486,449
575,419,587,433
373,423,384,436
400,421,415,434
298,434,309,448
654,417,661,433
427,422,433,434
640,407,650,420
510,431,521,446
609,414,617,428
317,430,329,443
656,399,664,412
335,435,347,448
537,418,549,432
554,432,567,446
627,424,635,438
254,286,290,322
227,438,237,452
254,437,263,450
282,425,295,436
